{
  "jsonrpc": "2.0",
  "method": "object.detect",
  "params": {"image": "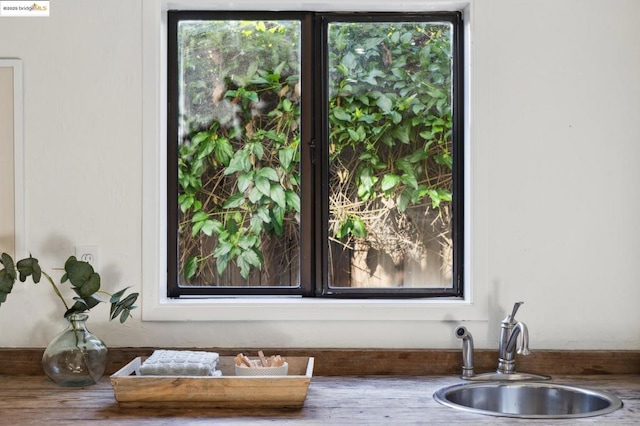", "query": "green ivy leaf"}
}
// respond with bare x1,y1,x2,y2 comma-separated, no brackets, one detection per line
376,95,393,113
216,254,230,277
397,190,411,212
400,32,413,44
270,185,286,210
190,131,208,146
238,234,258,250
237,173,253,193
238,249,262,279
256,206,271,224
191,211,215,237
237,255,251,279
223,192,245,209
257,167,279,182
225,151,251,175
406,149,428,163
351,217,367,238
191,220,204,237
400,173,419,190
437,188,453,202
251,142,264,160
248,187,263,203
342,51,357,70
390,124,410,144
332,108,351,121
278,147,295,170
347,128,361,142
427,189,442,208
213,240,233,259
183,257,198,279
396,158,414,175
255,176,271,197
200,219,218,236
435,152,453,169
214,138,234,166
285,190,300,213
249,214,266,234
191,211,209,223
178,193,195,213
270,205,285,235
336,218,352,239
381,174,400,192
